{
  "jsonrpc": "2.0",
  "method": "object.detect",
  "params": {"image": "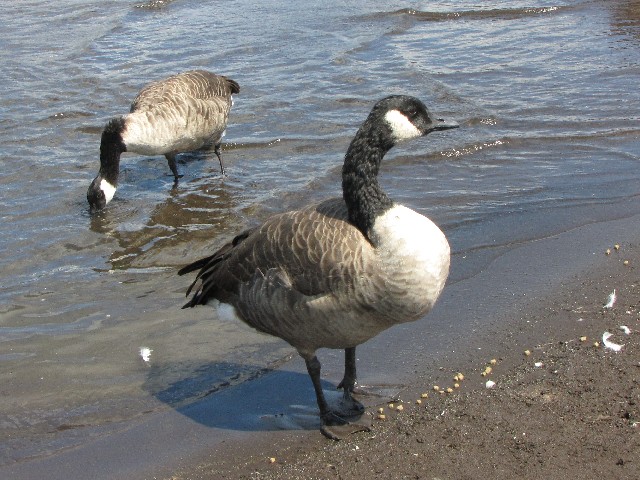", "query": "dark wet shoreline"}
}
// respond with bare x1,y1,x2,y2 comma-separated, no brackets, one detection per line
4,208,640,480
